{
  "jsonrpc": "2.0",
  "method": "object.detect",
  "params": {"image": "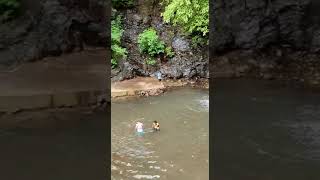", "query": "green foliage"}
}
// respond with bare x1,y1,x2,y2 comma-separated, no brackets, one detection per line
111,59,118,69
111,15,127,69
0,0,20,23
138,28,165,57
146,57,157,66
112,0,134,9
165,46,174,58
161,0,208,44
191,35,208,47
